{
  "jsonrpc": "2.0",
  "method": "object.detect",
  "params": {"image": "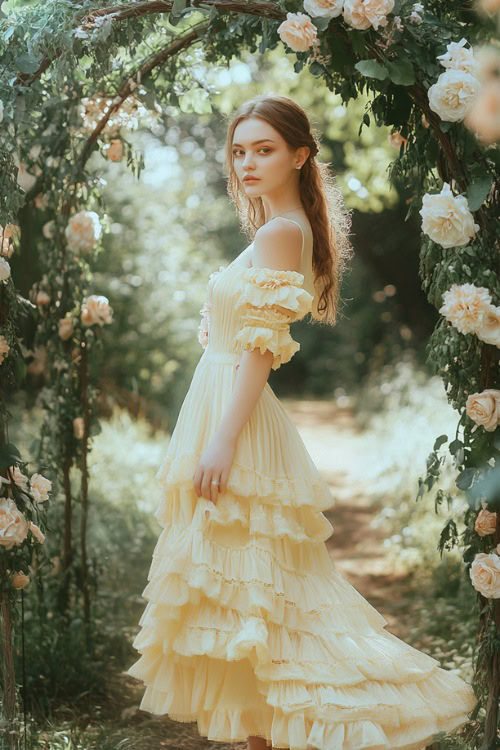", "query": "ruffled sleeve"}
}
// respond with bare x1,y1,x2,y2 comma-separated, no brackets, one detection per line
233,266,313,370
